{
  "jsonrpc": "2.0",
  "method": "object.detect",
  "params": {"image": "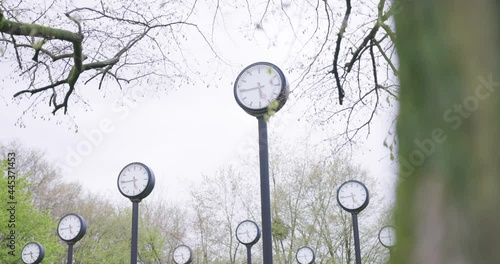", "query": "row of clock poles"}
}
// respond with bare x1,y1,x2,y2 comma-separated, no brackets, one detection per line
20,161,193,264
233,62,397,263
20,62,395,264
235,183,397,264
234,62,390,264
21,213,394,264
